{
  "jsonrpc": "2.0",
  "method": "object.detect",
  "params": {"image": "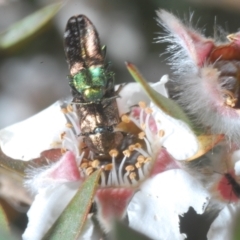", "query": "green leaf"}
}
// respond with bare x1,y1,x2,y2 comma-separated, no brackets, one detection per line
125,62,195,132
233,211,240,240
44,169,101,240
111,221,151,240
0,3,62,50
0,204,8,233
